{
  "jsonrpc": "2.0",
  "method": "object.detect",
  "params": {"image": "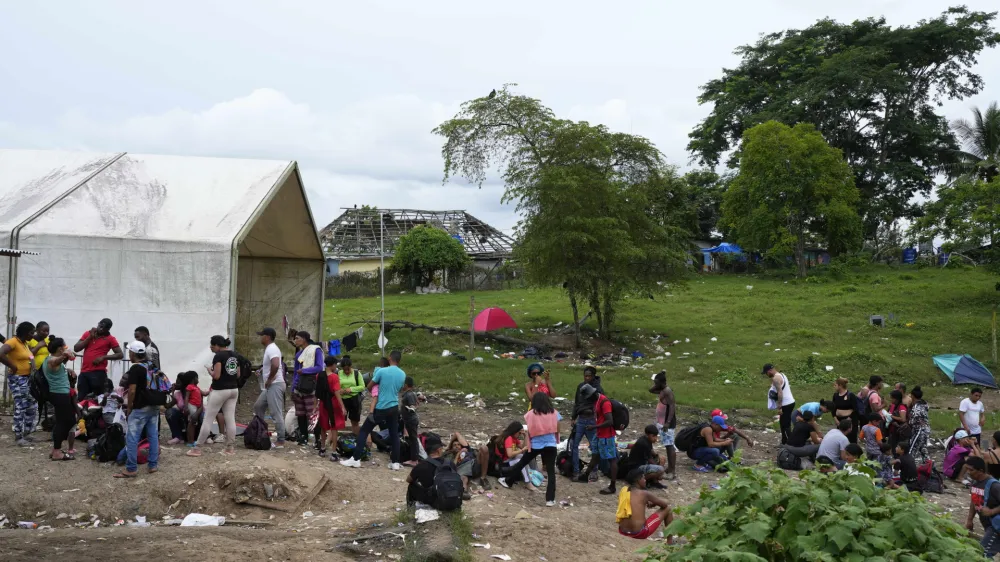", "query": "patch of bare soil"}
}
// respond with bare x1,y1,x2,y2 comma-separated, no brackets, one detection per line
0,394,977,562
